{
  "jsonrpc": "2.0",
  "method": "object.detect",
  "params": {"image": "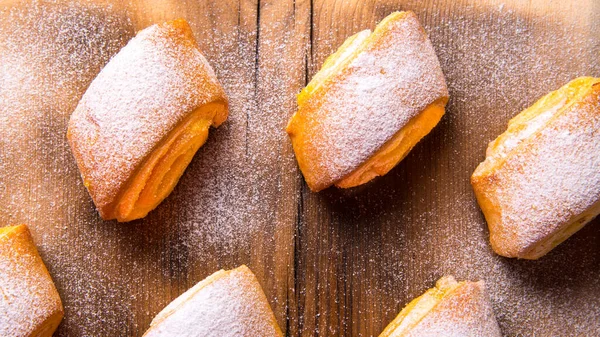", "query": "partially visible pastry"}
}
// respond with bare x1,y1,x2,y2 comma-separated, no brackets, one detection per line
379,276,501,337
286,11,448,192
68,19,228,222
0,224,64,336
143,265,283,337
472,77,600,259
